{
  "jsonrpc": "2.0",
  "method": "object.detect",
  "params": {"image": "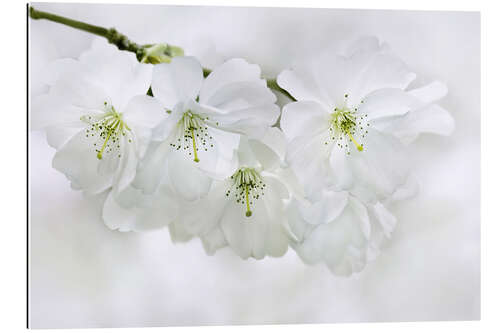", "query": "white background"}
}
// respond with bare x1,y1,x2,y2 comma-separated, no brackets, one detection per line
26,2,481,329
1,0,498,332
